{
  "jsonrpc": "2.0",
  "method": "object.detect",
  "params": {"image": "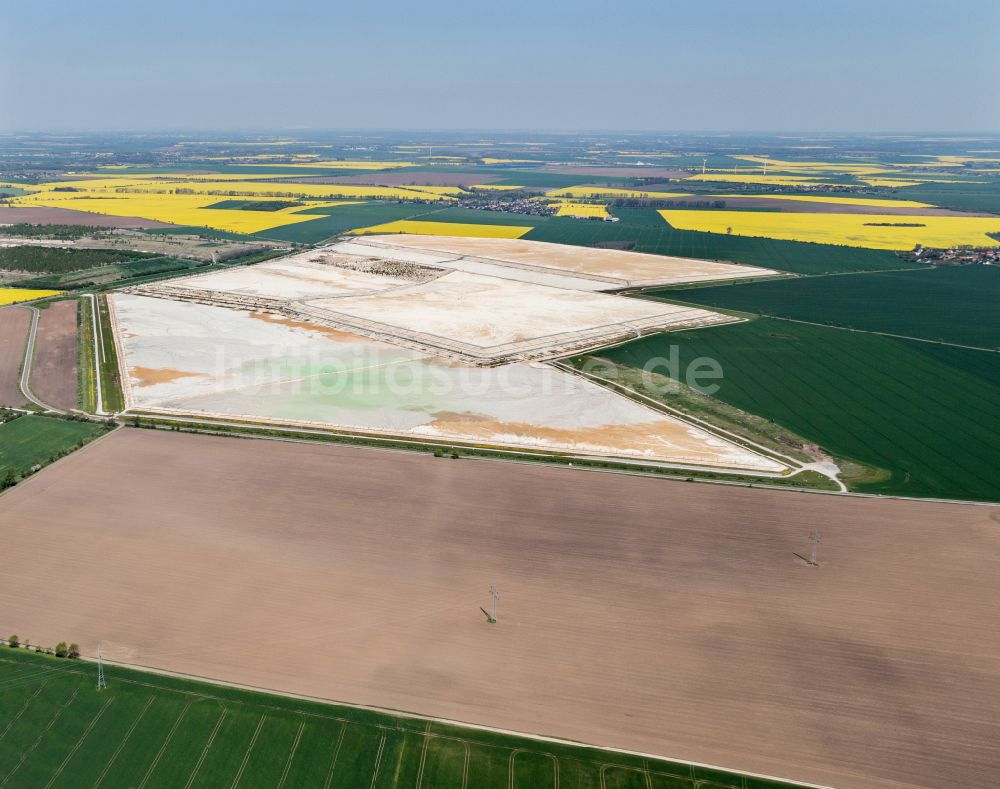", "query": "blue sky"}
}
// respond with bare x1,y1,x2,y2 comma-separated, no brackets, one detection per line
2,0,997,132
